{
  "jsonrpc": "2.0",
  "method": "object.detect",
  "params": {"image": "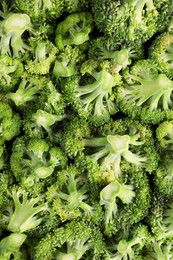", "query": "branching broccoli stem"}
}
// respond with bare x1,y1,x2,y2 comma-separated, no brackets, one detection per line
0,233,27,260
100,180,135,225
0,12,33,57
55,12,93,49
6,190,48,233
84,132,147,177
